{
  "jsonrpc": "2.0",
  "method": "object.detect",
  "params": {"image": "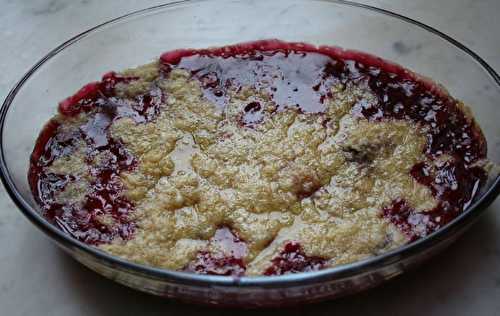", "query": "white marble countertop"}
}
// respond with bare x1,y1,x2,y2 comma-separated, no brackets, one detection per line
0,1,499,315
